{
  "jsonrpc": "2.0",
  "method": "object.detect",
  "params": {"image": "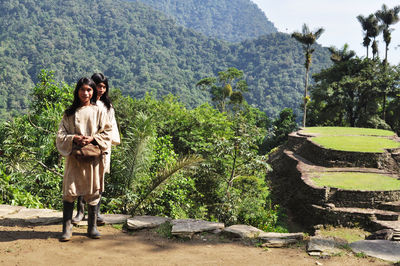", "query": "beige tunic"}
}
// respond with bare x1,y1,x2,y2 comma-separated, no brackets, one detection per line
96,101,120,173
56,105,112,202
